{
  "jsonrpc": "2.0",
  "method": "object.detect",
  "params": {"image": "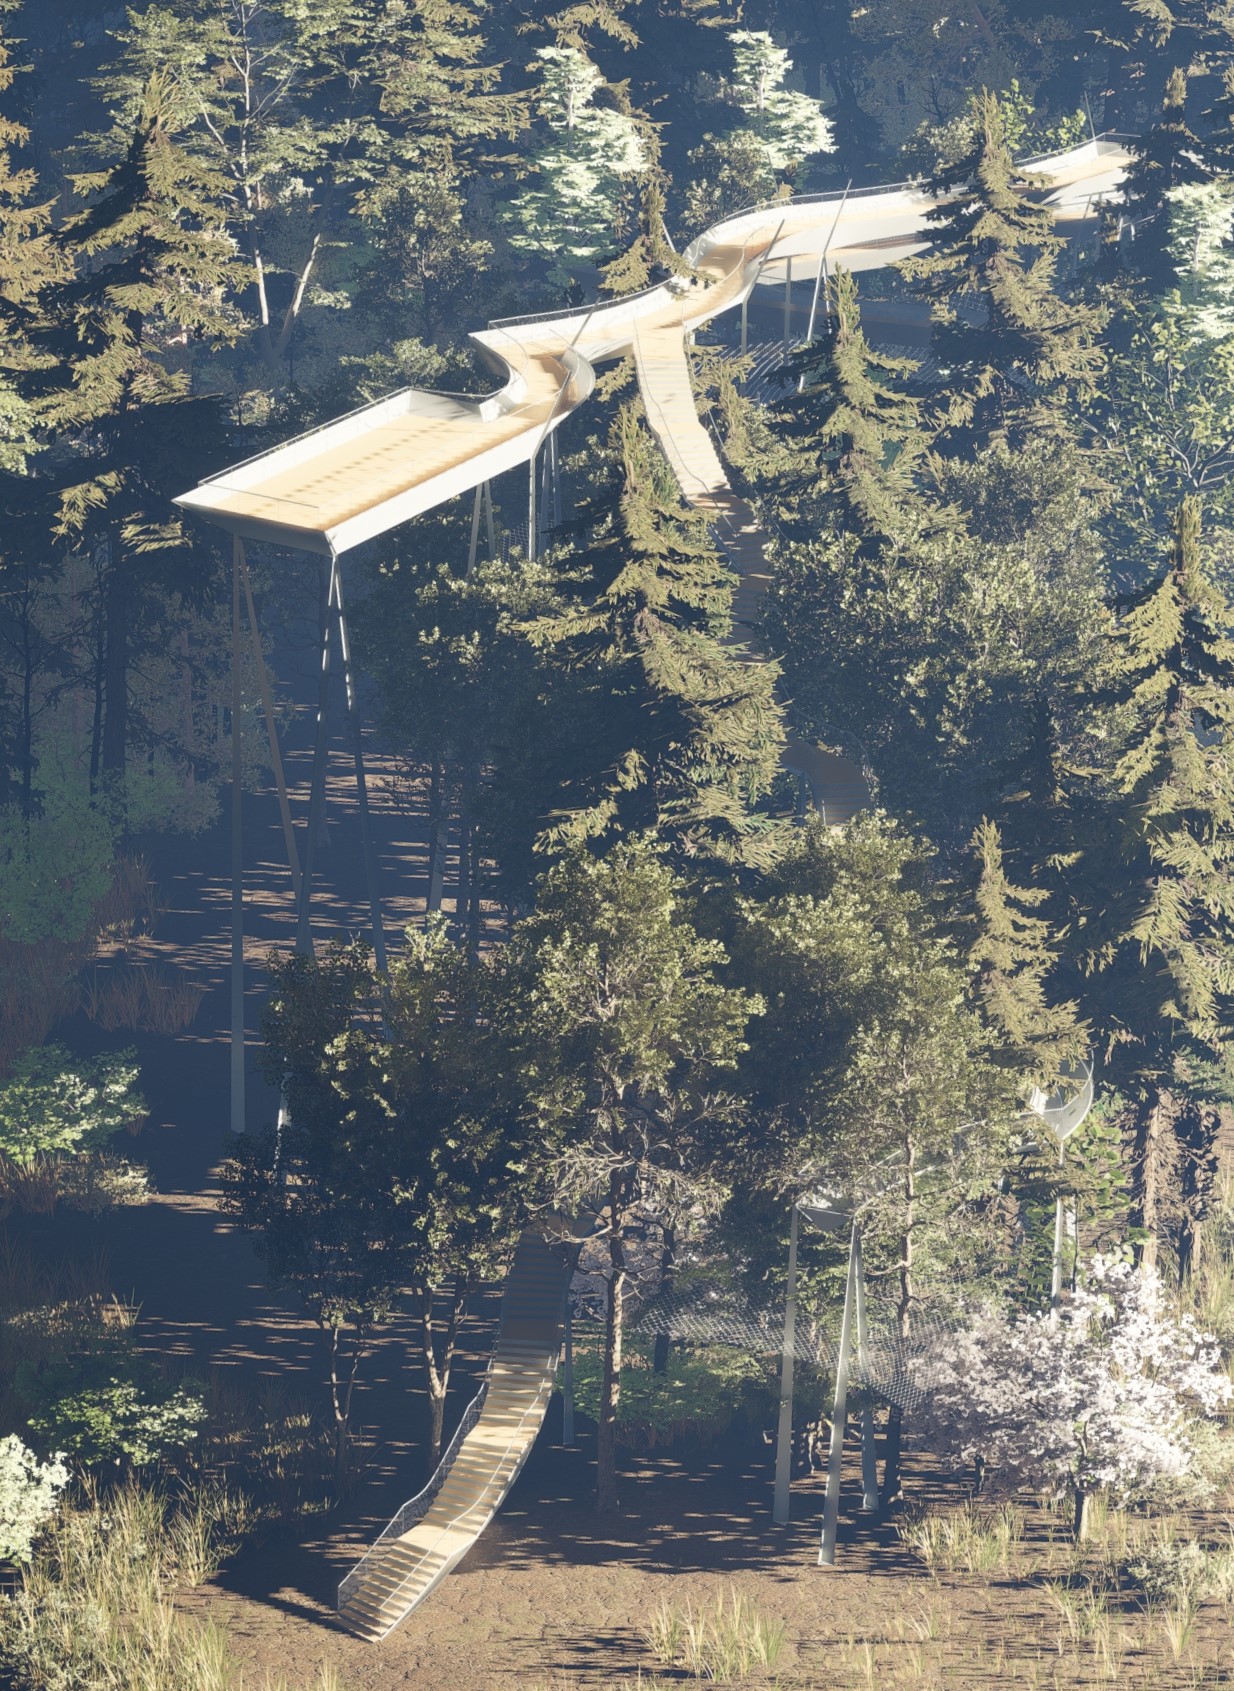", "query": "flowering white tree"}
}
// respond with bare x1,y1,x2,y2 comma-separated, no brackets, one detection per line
0,1436,69,1563
726,32,833,174
506,47,647,286
1164,181,1234,342
922,1256,1232,1537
